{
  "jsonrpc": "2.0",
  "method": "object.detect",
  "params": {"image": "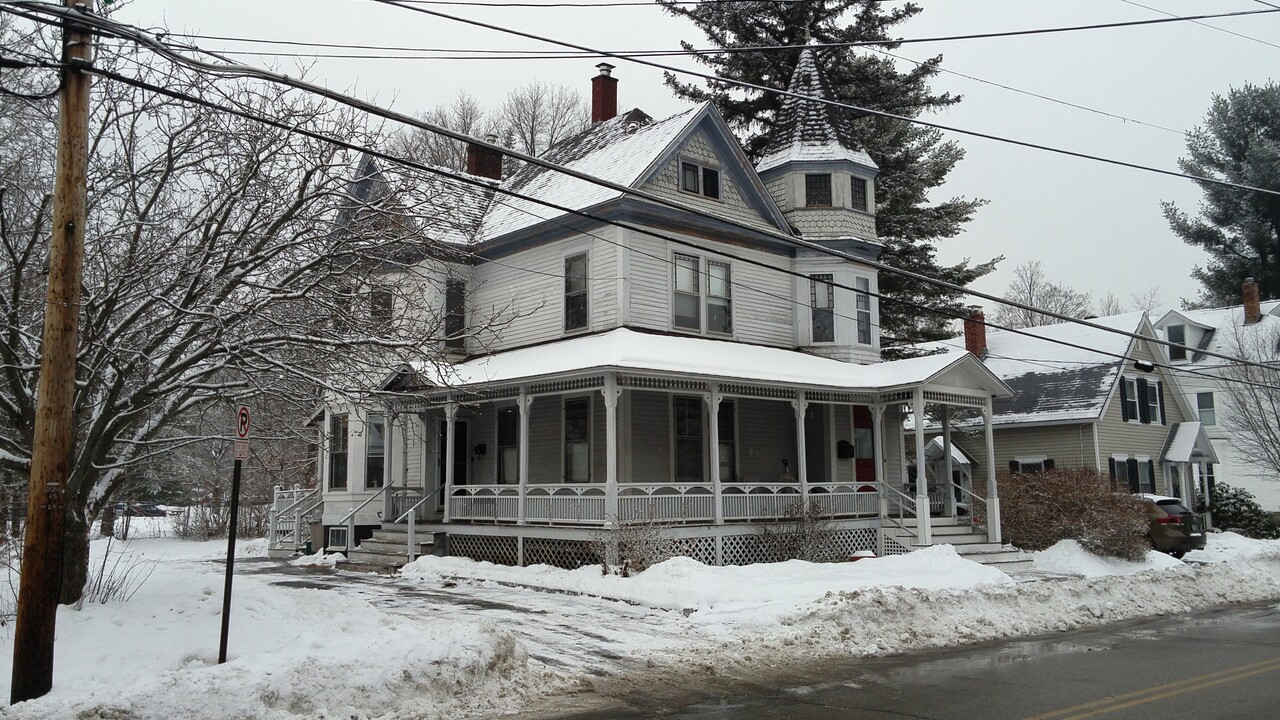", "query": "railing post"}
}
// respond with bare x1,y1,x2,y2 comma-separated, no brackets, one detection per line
407,511,416,564
293,506,302,550
913,388,931,546
706,385,723,525
984,401,1001,543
